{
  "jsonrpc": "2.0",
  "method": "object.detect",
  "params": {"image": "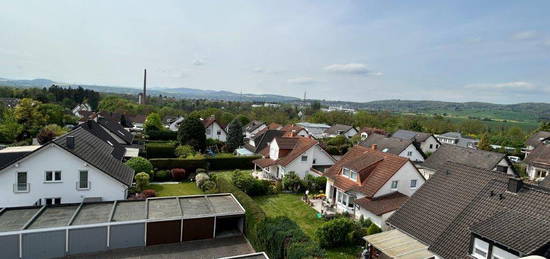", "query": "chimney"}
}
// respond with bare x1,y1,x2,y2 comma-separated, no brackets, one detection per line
371,144,378,150
507,178,523,193
143,69,147,104
67,136,75,149
291,130,297,137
